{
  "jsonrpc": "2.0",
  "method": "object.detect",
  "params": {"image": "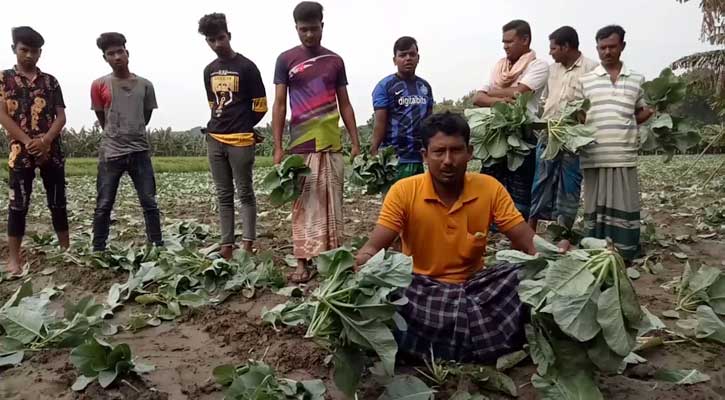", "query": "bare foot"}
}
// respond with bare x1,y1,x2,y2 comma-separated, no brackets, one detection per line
242,240,254,253
6,257,23,276
220,244,233,260
58,230,70,250
288,266,317,283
